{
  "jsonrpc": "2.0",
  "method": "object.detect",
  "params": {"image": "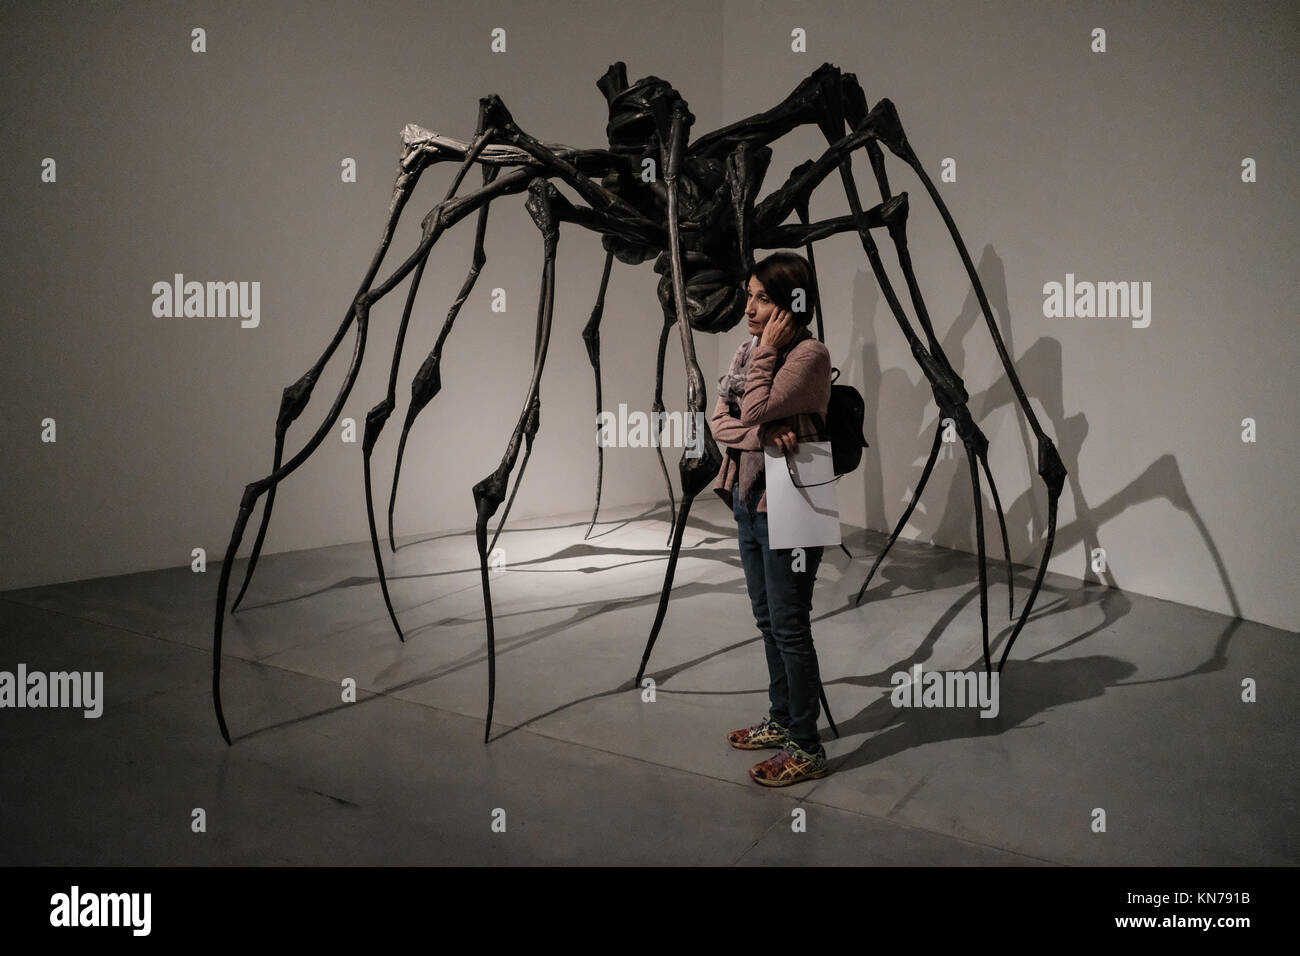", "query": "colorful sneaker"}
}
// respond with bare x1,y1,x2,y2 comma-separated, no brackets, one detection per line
727,716,789,750
748,740,829,787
